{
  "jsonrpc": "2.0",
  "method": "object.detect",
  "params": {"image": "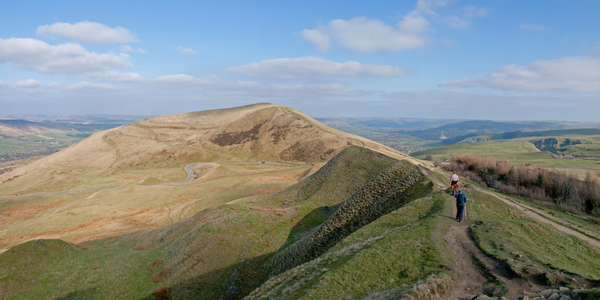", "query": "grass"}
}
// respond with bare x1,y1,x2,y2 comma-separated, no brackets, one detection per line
466,189,600,281
487,190,600,239
326,125,443,152
411,137,600,181
0,162,308,251
411,141,546,161
0,239,165,299
246,193,454,300
1,146,445,299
